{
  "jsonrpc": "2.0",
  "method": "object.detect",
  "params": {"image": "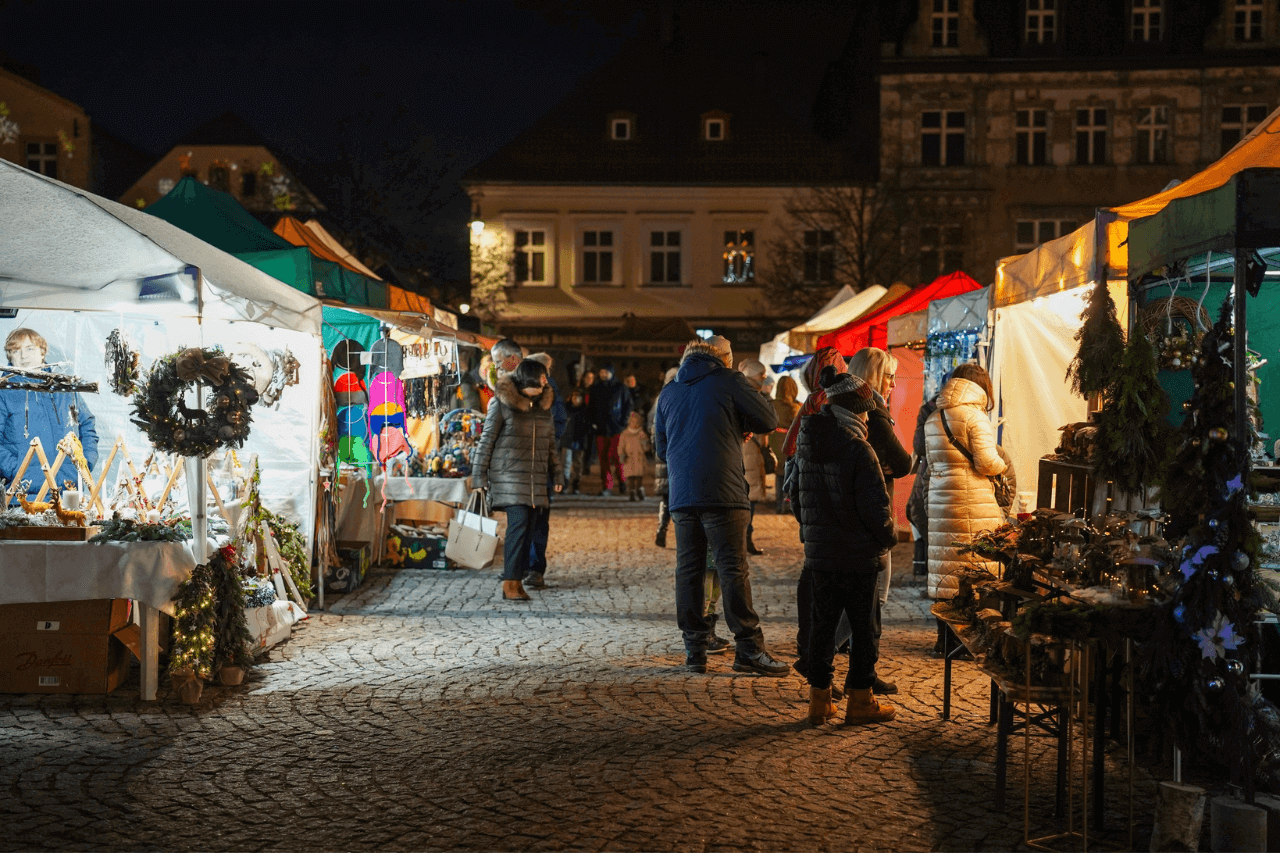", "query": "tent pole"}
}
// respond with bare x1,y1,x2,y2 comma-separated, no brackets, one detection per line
1233,249,1248,445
